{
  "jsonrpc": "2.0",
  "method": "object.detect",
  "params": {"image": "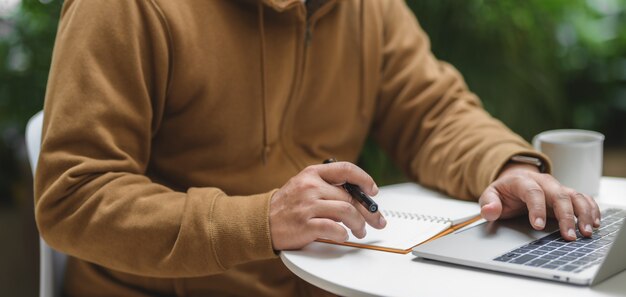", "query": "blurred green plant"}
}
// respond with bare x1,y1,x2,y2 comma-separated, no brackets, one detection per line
0,0,625,201
411,0,626,141
0,0,62,205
